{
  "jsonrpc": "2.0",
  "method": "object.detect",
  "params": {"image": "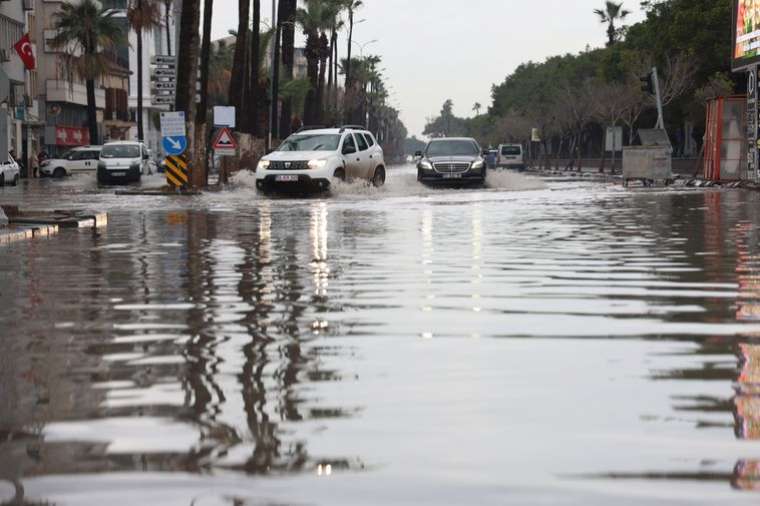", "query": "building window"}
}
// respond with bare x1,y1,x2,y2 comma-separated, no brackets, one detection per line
0,14,24,55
